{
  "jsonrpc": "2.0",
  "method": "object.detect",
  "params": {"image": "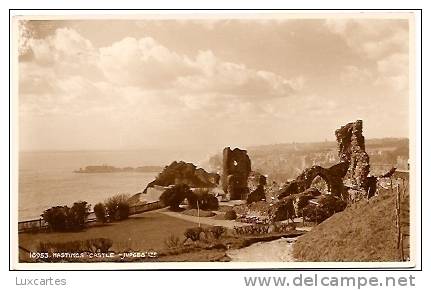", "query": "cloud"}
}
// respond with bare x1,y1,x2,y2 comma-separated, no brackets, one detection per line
19,25,305,143
21,27,301,127
18,20,410,151
174,50,297,99
326,19,409,94
28,27,95,65
339,65,374,83
375,53,409,91
325,19,408,60
98,37,198,88
98,37,298,99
